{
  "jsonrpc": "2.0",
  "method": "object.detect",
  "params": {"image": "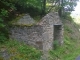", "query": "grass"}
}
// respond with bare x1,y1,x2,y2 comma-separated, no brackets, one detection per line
64,25,73,33
49,19,80,60
0,40,42,60
1,14,80,60
49,35,80,60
